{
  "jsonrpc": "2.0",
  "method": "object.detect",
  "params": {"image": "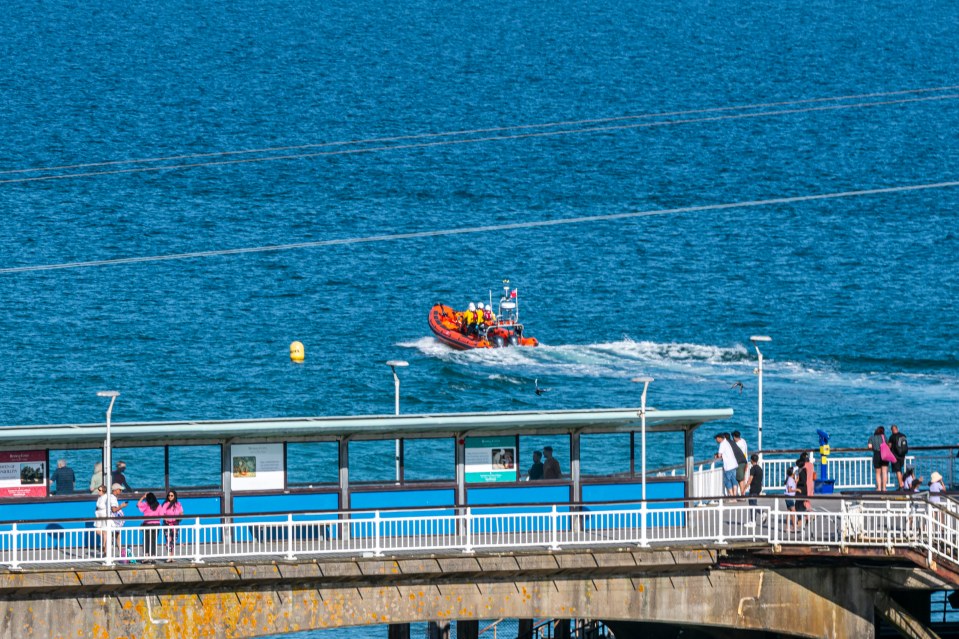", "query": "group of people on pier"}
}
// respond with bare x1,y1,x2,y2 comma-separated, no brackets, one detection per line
86,461,185,563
